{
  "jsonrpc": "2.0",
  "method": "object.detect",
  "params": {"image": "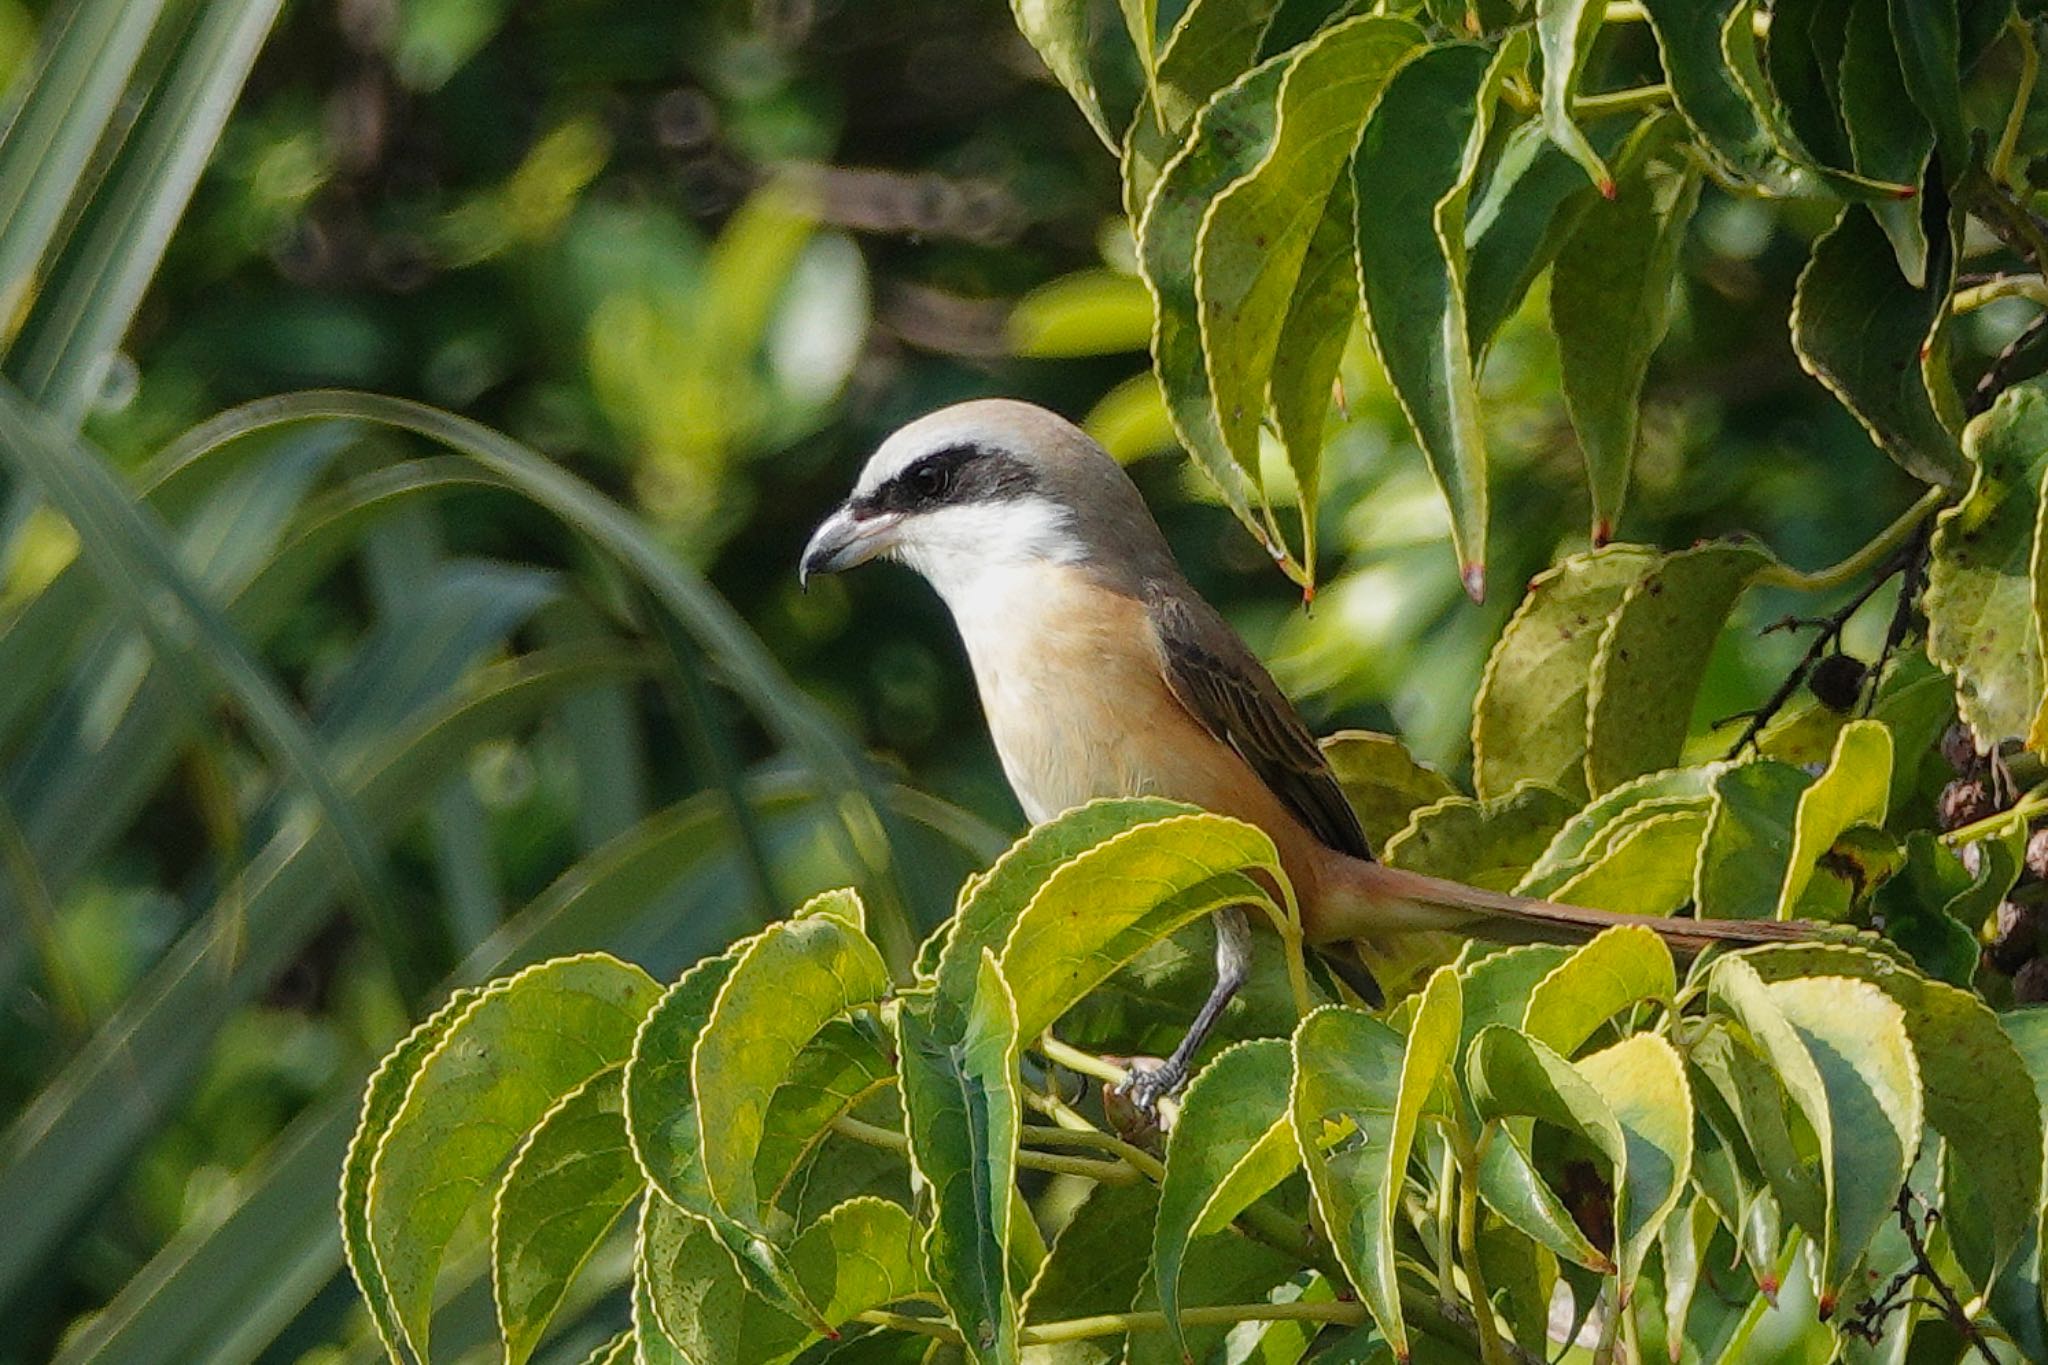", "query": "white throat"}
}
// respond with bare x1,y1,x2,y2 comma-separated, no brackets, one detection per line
892,496,1087,616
